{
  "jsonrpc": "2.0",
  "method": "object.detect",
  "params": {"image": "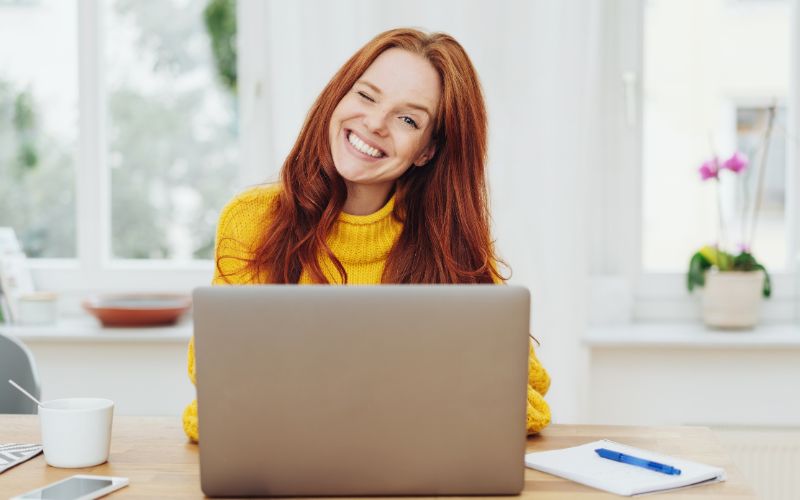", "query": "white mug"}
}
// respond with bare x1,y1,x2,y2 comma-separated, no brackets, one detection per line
38,398,114,468
17,292,58,325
